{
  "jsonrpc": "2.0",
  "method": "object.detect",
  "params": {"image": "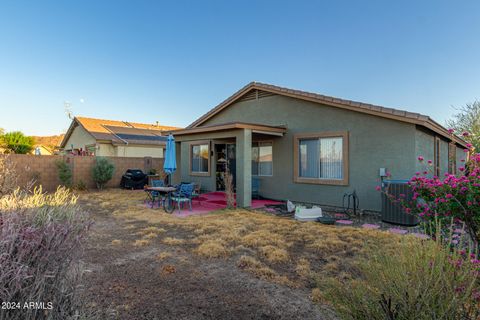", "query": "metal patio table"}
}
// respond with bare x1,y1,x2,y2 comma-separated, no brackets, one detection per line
144,186,177,213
